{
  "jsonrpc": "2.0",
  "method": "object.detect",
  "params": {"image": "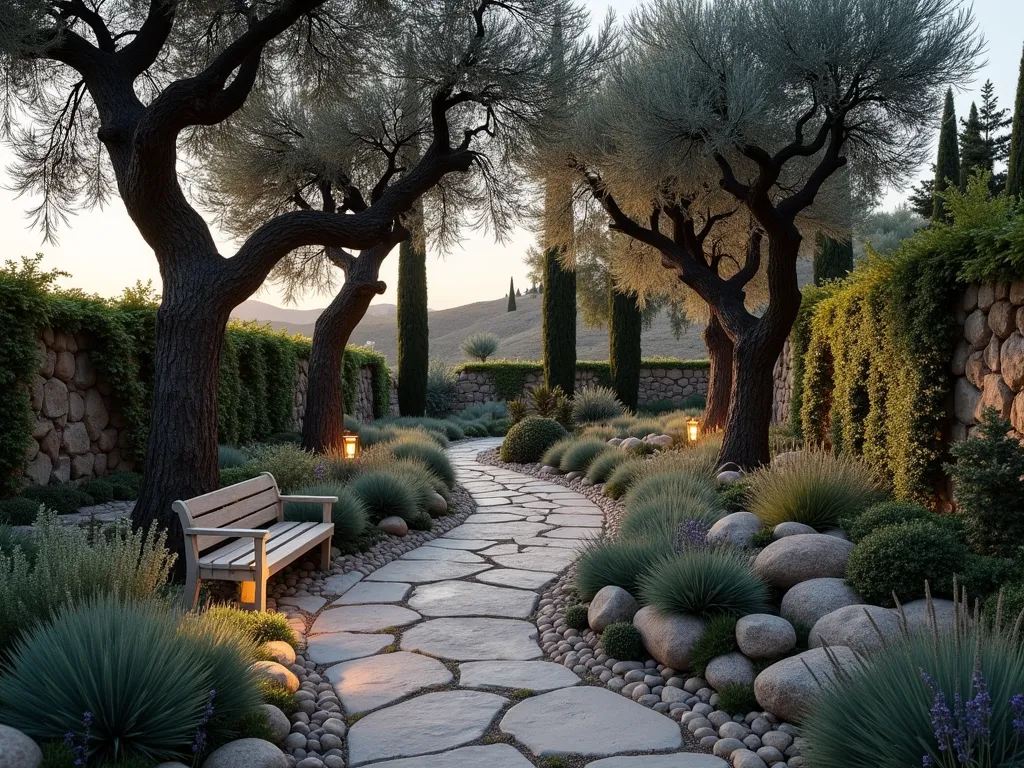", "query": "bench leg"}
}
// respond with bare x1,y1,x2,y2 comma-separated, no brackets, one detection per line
254,574,267,613
182,562,201,610
320,537,332,571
